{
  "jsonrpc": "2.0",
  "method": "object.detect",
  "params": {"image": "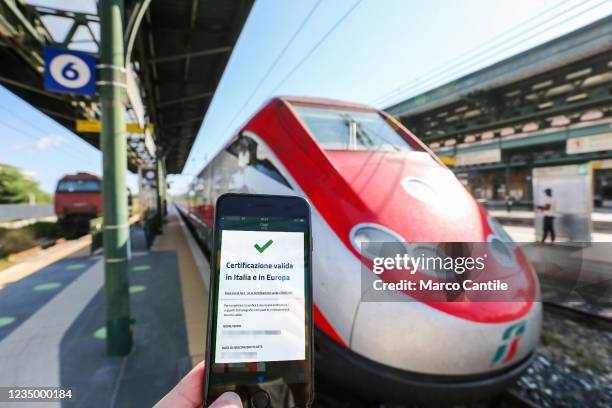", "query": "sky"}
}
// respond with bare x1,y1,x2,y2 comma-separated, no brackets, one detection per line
1,0,611,195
